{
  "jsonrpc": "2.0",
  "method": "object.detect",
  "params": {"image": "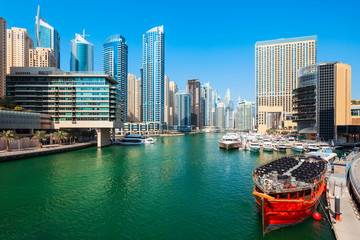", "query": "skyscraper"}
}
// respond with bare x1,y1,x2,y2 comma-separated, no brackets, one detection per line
216,102,225,129
255,36,317,133
187,79,201,129
0,18,6,97
103,34,128,122
6,27,33,73
34,5,60,68
237,100,254,131
164,75,170,125
169,81,178,126
70,30,93,71
142,26,165,123
174,91,191,131
29,47,56,67
127,73,141,122
201,83,213,127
